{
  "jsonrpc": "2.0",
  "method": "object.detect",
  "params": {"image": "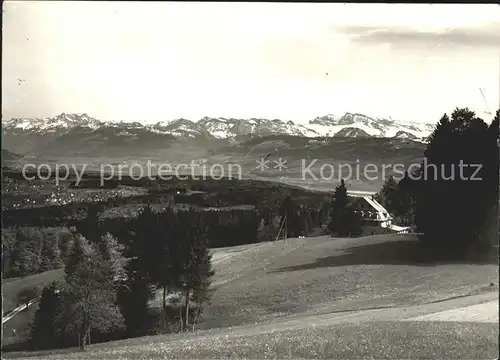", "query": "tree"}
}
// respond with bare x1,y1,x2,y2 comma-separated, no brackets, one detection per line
375,176,398,214
128,206,180,332
376,174,417,225
117,223,155,337
76,206,103,245
142,208,178,331
10,228,43,277
190,244,214,331
29,282,63,349
424,113,452,161
39,229,63,272
393,170,418,224
2,229,17,277
328,179,350,237
132,206,162,281
117,264,155,337
343,204,363,236
175,212,214,331
474,109,500,257
57,235,124,350
188,215,214,330
414,108,497,259
279,196,300,238
257,217,277,242
97,233,128,285
64,233,89,277
57,228,76,265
